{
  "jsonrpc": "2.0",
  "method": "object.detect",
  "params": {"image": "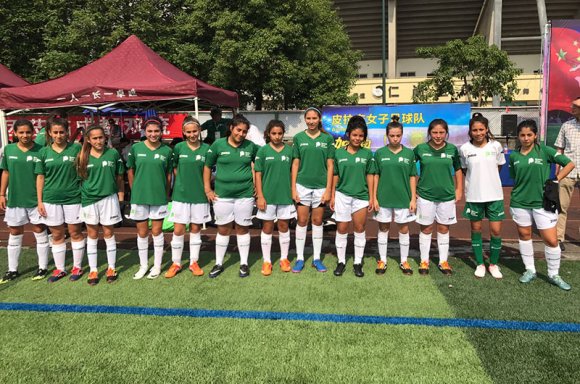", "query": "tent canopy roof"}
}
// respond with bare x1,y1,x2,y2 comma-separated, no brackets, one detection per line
0,63,29,88
0,35,238,110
